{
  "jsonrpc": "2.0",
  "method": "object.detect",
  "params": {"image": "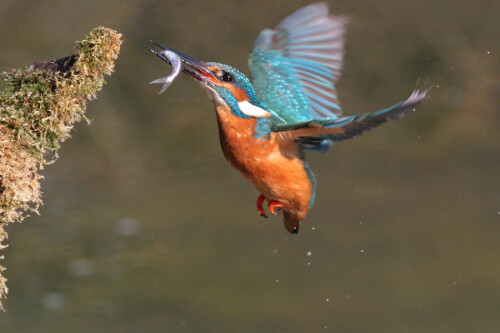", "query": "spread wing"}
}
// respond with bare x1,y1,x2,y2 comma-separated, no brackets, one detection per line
271,89,430,150
249,3,348,124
